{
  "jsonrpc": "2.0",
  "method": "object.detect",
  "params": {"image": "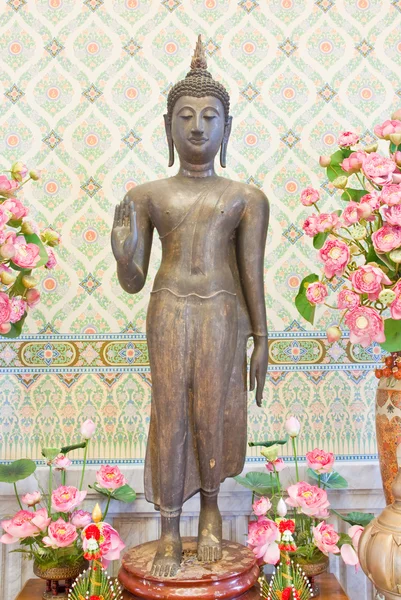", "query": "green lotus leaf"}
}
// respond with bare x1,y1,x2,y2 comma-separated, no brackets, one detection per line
0,459,36,483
